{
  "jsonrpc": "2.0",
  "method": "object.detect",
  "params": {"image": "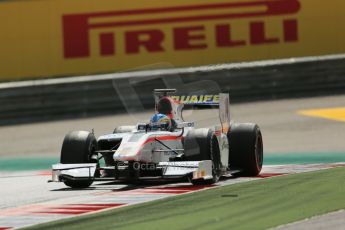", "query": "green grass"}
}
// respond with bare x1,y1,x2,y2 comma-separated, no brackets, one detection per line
264,152,345,165
25,166,345,230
